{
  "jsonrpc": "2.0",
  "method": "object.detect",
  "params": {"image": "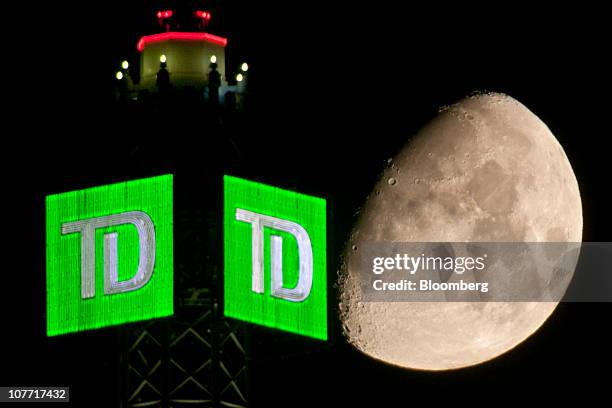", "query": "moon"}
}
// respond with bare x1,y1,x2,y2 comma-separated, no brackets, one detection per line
338,93,583,370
